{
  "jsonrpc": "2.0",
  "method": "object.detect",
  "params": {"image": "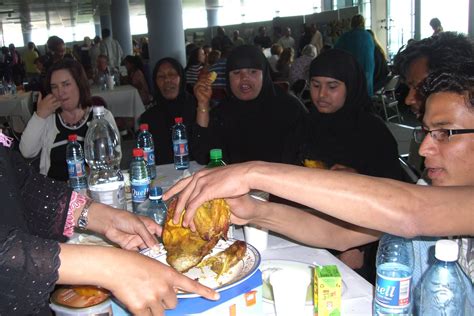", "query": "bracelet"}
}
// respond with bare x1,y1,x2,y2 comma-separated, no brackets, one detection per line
77,198,93,230
197,107,210,113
